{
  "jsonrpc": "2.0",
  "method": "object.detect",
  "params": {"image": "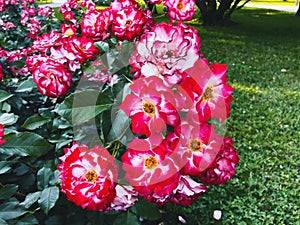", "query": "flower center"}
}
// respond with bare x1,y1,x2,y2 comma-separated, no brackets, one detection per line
188,139,203,152
177,2,185,10
202,86,214,101
79,45,85,51
84,169,98,183
125,20,132,26
144,156,158,170
143,101,156,116
166,50,173,58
